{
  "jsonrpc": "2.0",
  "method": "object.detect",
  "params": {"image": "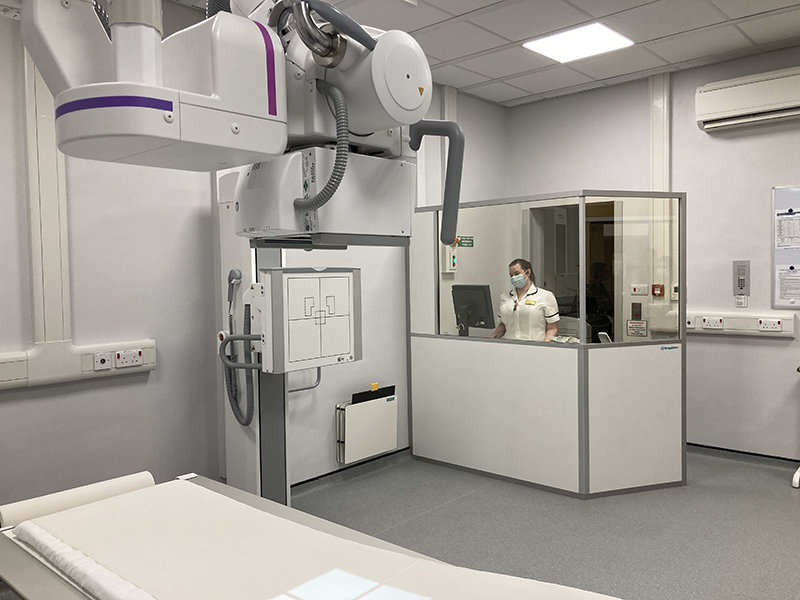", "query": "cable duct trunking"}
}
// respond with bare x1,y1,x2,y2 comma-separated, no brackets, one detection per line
696,66,800,131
